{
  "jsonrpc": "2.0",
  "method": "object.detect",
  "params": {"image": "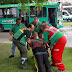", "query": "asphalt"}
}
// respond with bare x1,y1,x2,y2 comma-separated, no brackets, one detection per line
59,26,72,47
0,30,12,43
